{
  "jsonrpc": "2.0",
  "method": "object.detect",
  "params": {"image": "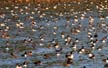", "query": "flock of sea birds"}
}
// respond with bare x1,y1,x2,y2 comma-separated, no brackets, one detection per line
0,0,108,68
